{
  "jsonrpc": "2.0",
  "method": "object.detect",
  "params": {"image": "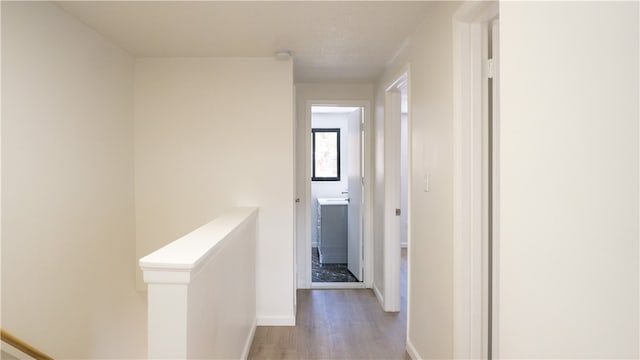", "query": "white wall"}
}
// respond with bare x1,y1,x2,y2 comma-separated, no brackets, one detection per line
311,113,349,246
375,2,460,358
499,2,639,358
185,210,257,358
295,83,374,288
141,208,257,359
134,57,295,325
1,2,146,358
